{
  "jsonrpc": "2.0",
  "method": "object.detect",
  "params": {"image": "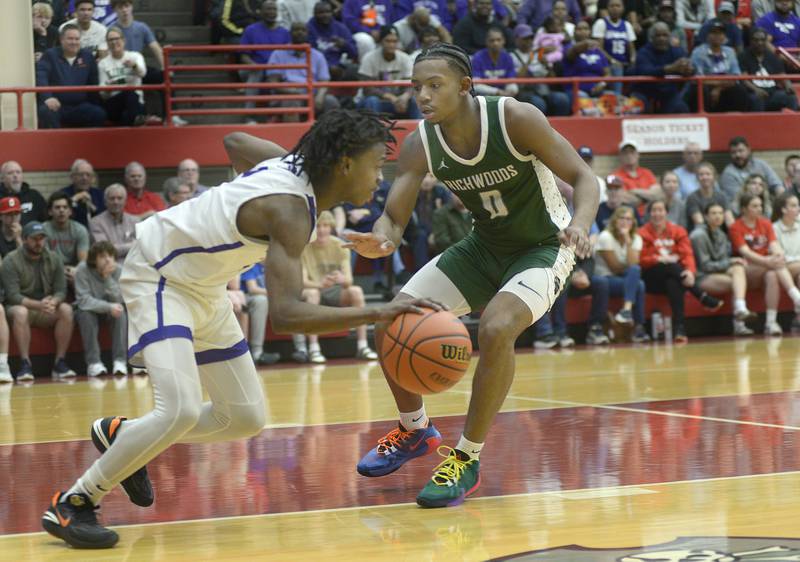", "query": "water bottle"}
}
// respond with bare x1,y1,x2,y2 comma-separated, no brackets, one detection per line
663,316,672,342
651,312,663,340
